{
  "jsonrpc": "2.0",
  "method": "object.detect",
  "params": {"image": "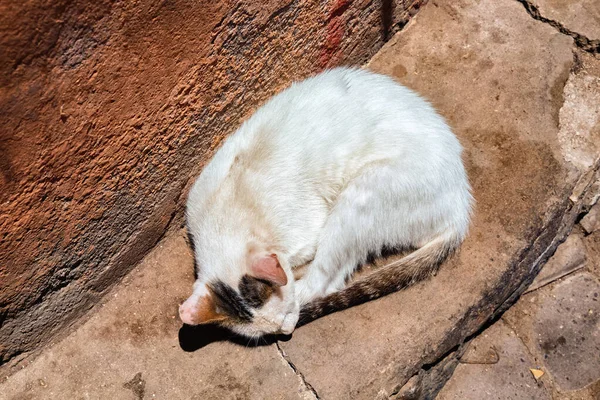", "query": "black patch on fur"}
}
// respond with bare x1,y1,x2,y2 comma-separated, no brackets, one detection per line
208,281,253,322
238,275,274,308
